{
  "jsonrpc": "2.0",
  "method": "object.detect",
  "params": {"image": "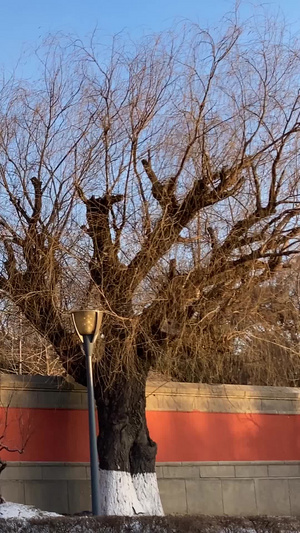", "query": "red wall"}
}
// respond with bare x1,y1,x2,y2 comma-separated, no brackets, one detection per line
1,407,300,462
